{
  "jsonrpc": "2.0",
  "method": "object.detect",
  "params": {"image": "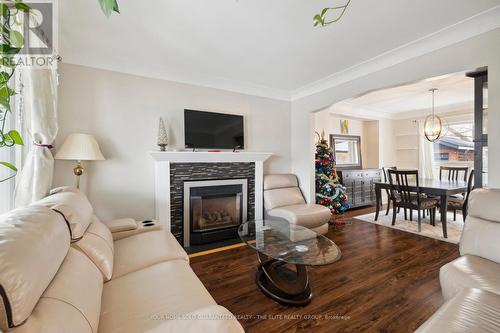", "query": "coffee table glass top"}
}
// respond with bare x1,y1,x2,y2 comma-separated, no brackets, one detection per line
238,219,341,266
